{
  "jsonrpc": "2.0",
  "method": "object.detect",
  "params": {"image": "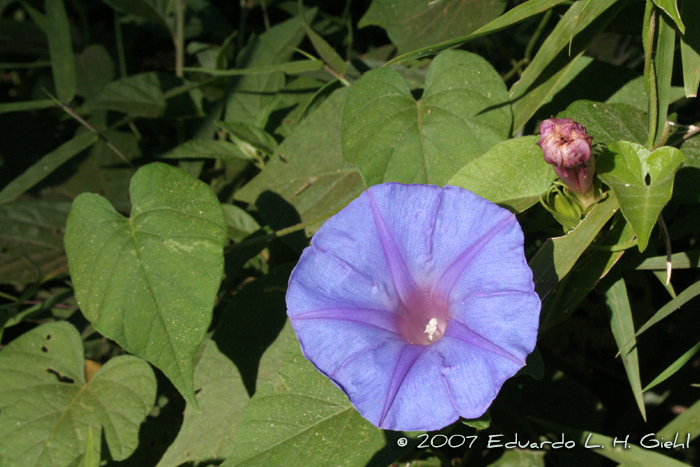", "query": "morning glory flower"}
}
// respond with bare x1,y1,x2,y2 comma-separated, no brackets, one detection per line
286,183,540,432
